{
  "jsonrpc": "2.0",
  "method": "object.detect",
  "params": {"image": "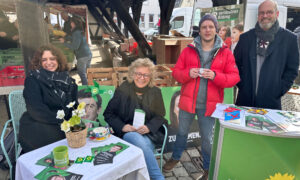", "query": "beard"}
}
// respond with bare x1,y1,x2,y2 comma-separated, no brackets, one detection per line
259,18,276,30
